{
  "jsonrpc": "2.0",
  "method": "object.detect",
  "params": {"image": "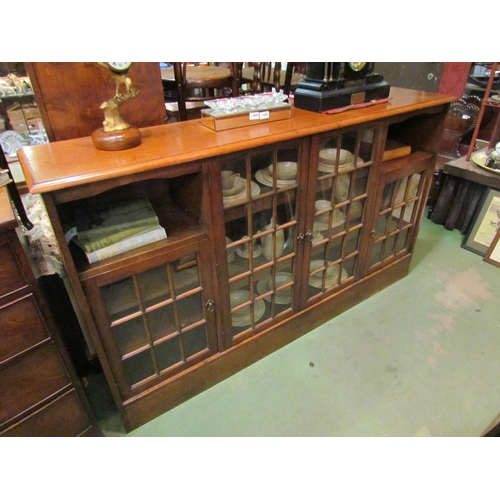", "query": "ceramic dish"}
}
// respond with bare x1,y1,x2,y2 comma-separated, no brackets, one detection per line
223,181,260,207
318,157,364,173
226,236,236,262
255,168,297,188
0,130,28,157
472,151,500,175
235,243,262,259
222,176,245,197
256,272,293,304
319,148,353,166
230,290,266,326
268,161,298,180
313,210,346,231
309,261,348,288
